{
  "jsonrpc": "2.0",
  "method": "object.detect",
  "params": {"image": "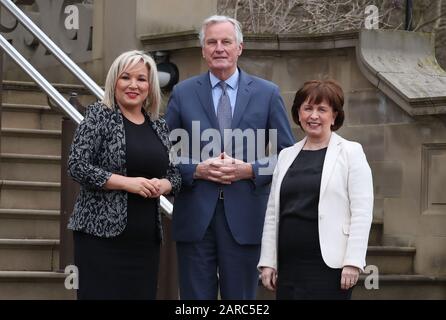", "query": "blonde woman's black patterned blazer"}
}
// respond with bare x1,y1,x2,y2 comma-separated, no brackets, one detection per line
67,101,181,239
